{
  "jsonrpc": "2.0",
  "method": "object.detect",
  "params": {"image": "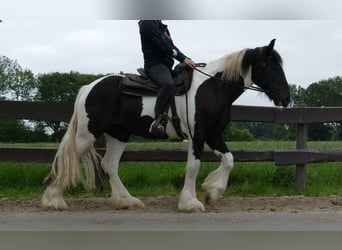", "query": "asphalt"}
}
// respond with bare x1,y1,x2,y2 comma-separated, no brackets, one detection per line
2,211,342,231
